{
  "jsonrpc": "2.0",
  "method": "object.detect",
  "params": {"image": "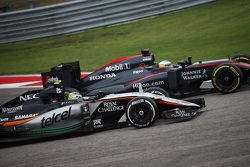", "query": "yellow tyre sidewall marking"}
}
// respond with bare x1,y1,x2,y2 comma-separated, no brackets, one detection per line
212,65,241,93
235,57,249,61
